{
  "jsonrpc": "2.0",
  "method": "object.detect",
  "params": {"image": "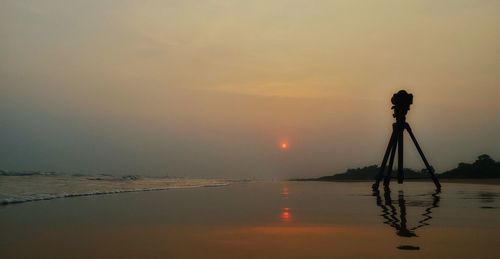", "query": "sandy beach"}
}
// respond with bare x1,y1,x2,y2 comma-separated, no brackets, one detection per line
1,181,499,258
